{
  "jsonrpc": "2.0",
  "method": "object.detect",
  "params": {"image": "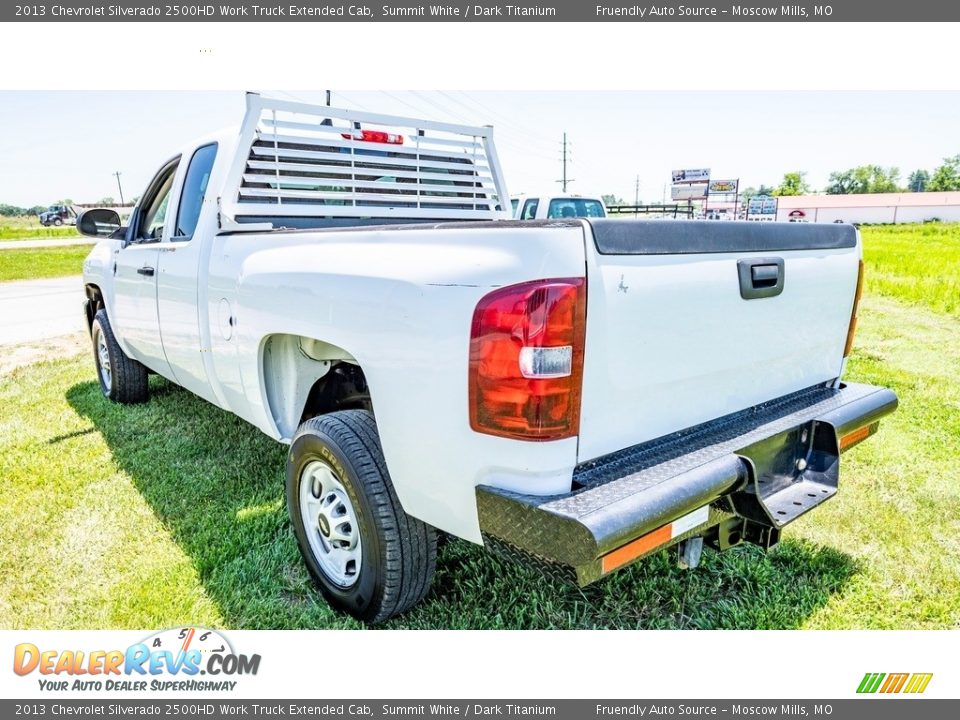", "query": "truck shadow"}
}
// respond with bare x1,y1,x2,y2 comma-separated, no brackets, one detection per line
67,377,859,630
